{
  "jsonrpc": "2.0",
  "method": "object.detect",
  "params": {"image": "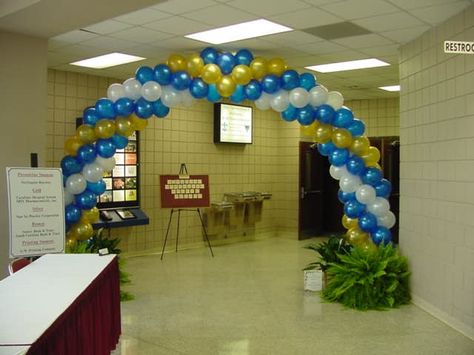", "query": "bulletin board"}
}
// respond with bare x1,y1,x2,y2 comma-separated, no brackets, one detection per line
160,175,210,208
